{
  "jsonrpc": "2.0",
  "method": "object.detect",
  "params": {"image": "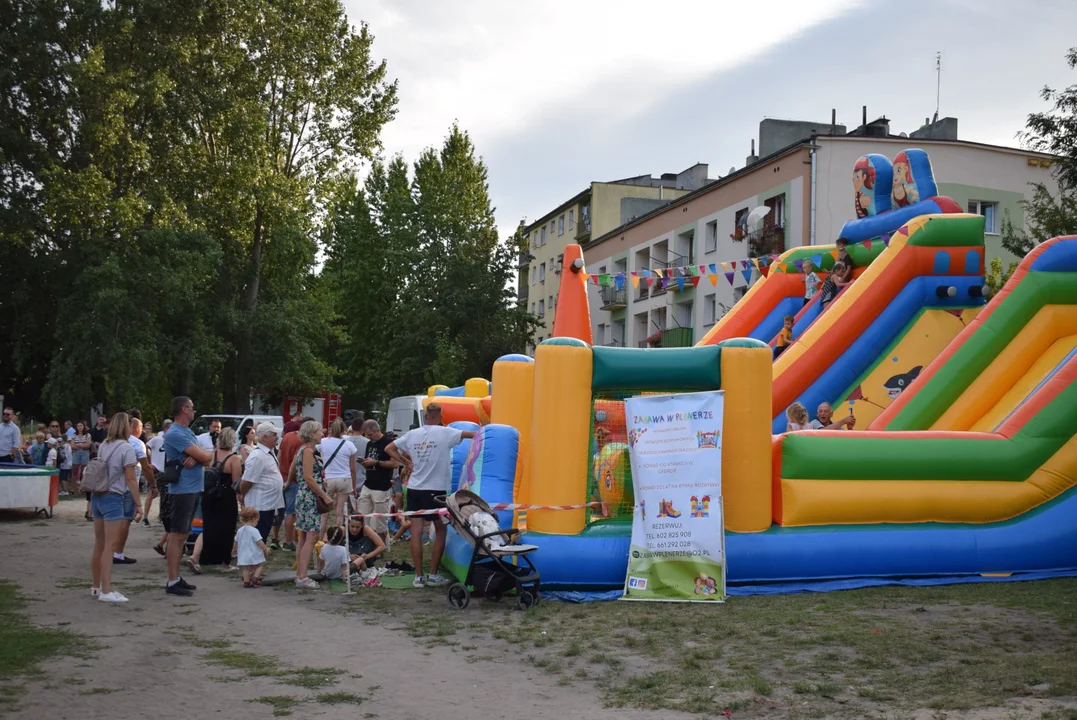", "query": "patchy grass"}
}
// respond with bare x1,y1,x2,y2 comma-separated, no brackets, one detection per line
338,576,1077,717
199,640,336,690
79,687,117,695
315,691,365,705
0,581,96,712
249,695,299,717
